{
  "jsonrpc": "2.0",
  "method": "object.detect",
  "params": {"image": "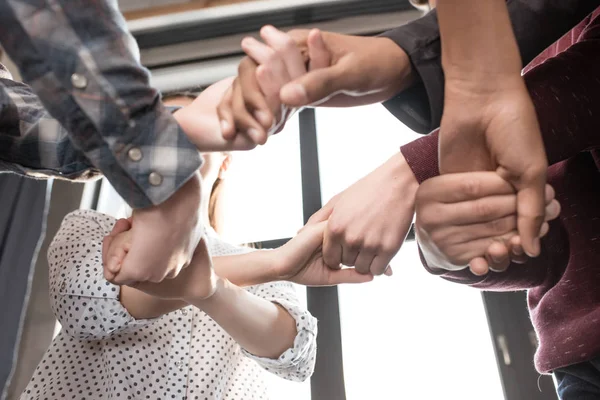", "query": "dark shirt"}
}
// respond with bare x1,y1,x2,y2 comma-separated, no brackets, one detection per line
381,0,600,134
